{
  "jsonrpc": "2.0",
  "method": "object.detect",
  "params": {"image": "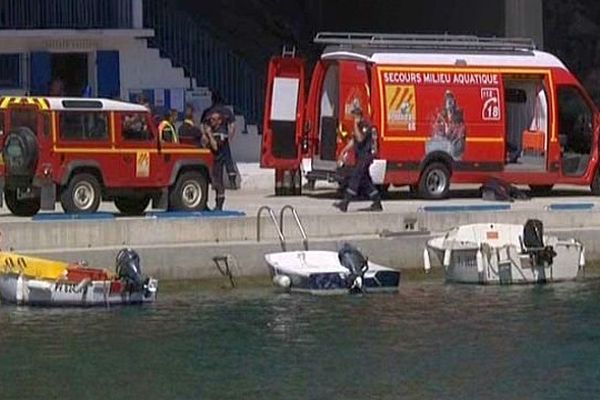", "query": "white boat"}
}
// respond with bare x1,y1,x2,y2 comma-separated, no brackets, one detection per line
424,220,585,284
265,244,401,294
0,249,158,306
